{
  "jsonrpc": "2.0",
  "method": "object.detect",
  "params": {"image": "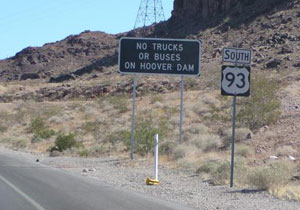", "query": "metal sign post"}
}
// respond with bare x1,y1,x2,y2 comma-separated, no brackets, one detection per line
179,75,185,144
130,75,137,160
119,37,201,159
230,95,237,188
221,47,251,187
